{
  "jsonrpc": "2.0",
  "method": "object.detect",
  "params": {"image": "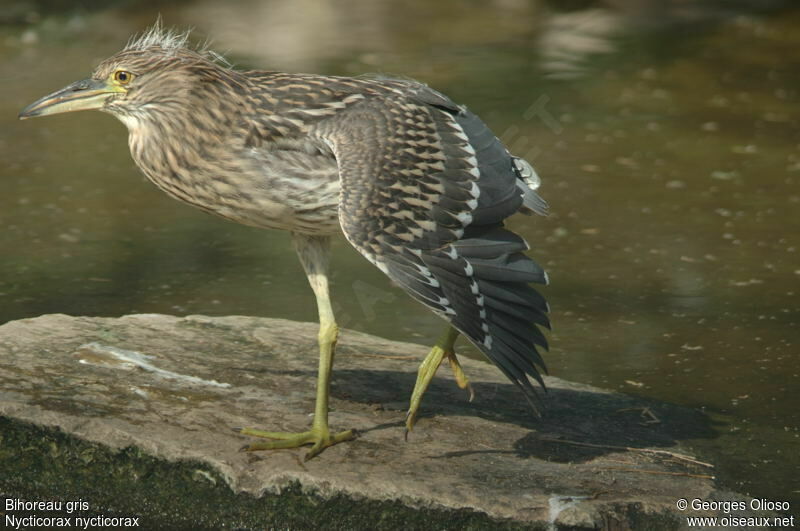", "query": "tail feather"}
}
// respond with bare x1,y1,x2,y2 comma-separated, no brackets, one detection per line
454,227,528,259
492,333,547,390
491,310,549,353
484,293,550,336
490,335,546,412
478,280,550,318
468,253,547,283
